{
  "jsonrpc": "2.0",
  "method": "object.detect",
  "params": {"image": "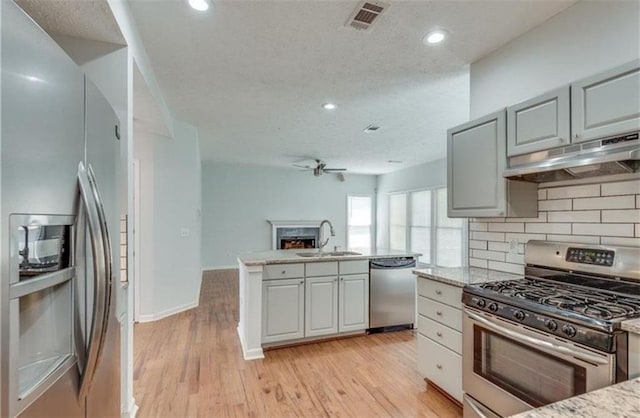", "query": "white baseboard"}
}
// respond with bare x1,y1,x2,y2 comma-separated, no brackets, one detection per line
202,265,238,272
237,325,264,360
137,301,198,323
